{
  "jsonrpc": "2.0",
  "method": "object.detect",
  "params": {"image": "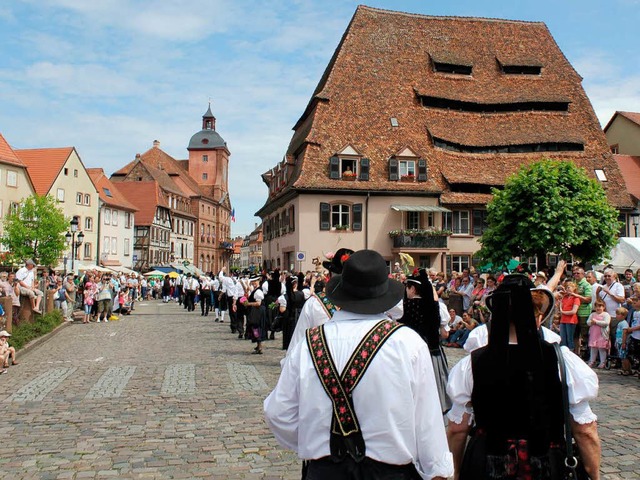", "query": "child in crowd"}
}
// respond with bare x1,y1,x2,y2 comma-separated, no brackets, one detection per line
0,330,17,371
615,307,631,375
586,298,611,368
118,288,132,315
